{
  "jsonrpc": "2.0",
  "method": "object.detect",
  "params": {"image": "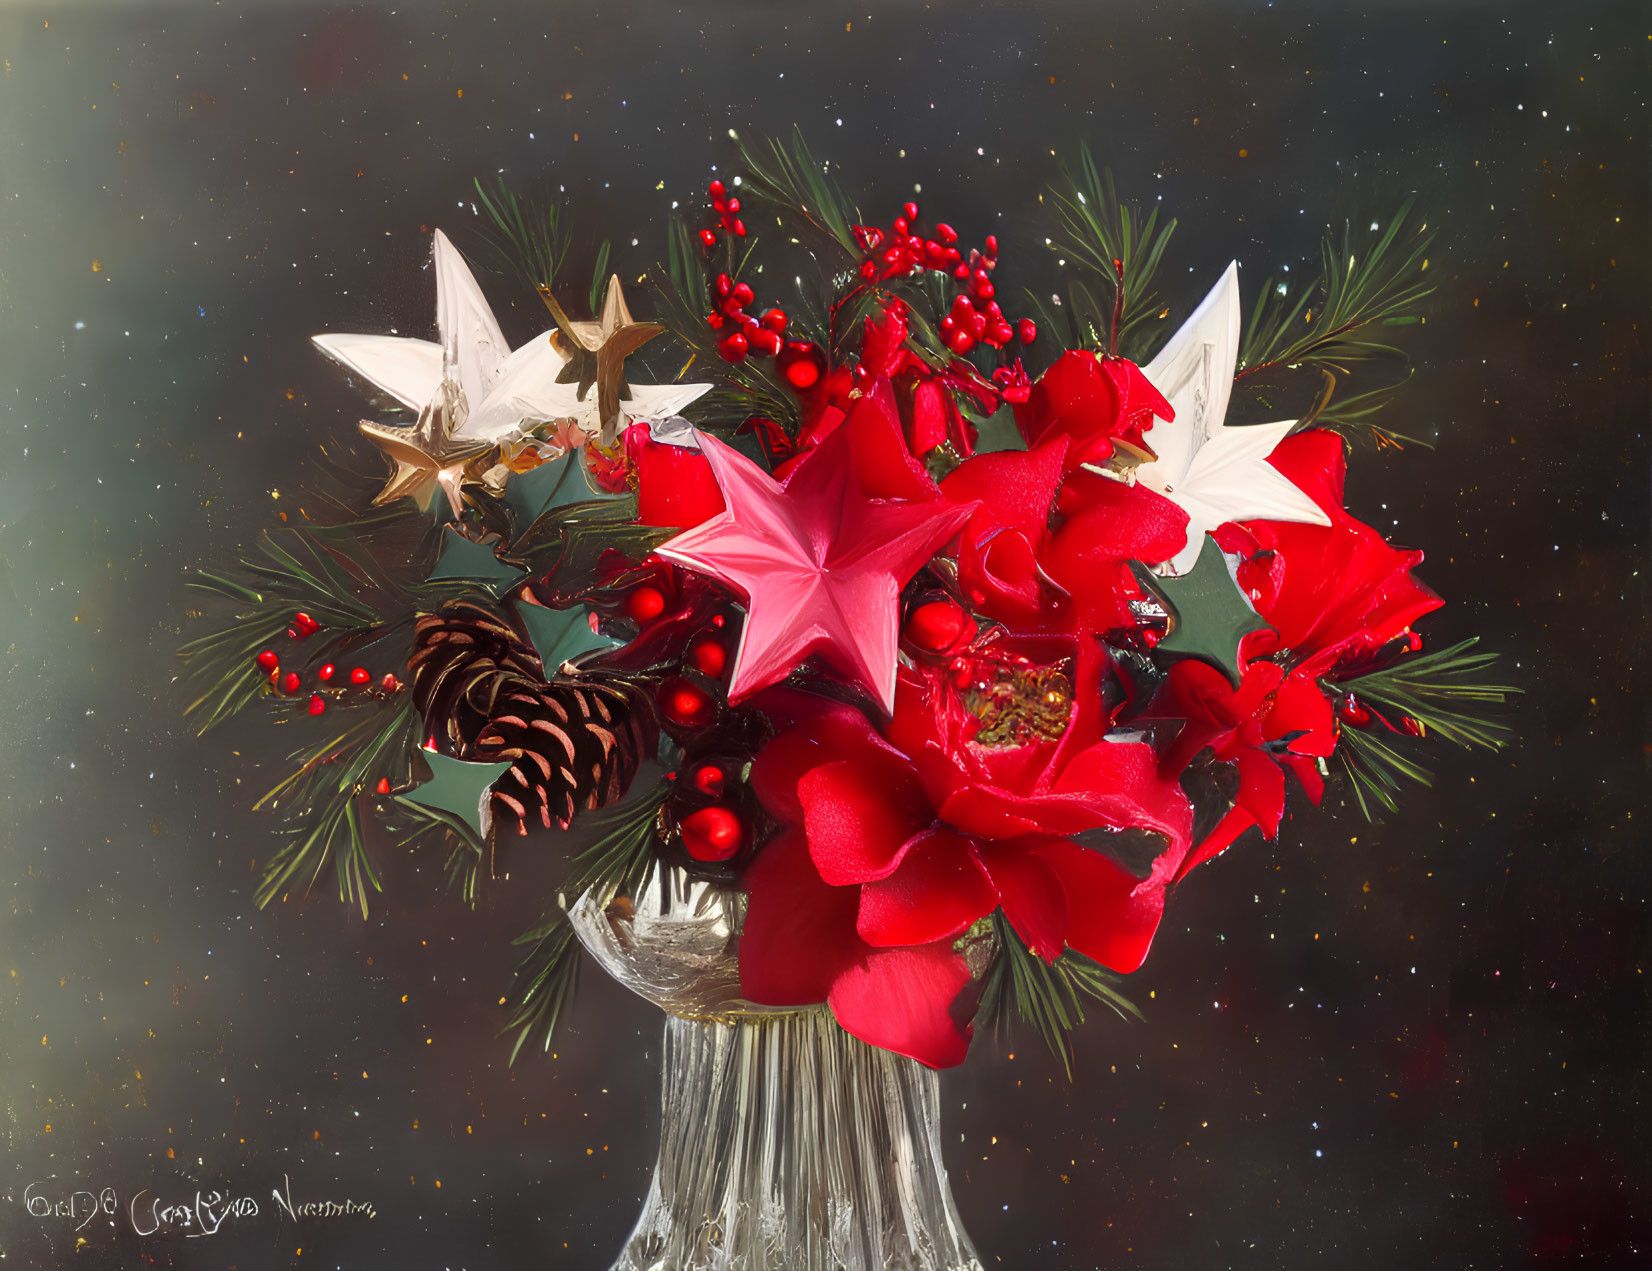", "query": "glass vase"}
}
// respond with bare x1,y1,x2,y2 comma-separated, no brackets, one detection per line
568,873,984,1271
